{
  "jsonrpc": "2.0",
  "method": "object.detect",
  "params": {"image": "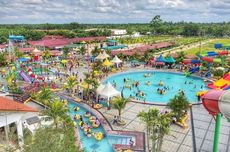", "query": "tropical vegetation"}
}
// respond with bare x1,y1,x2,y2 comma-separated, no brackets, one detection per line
138,108,172,152
167,93,190,121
